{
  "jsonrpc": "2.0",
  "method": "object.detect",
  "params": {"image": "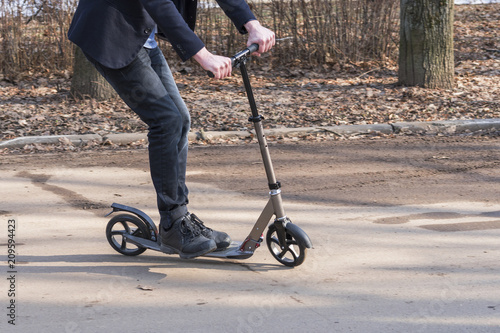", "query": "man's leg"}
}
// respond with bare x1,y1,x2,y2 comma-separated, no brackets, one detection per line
84,48,216,258
146,47,191,228
147,47,231,250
